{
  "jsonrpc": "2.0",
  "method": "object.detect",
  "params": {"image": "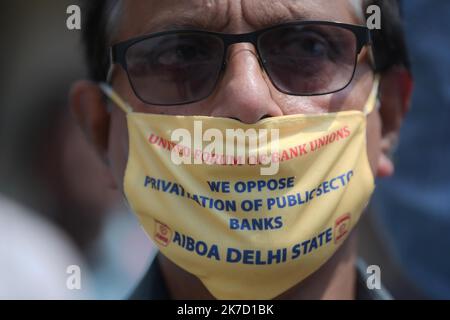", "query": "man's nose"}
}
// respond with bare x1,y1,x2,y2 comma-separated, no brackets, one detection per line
208,44,283,123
